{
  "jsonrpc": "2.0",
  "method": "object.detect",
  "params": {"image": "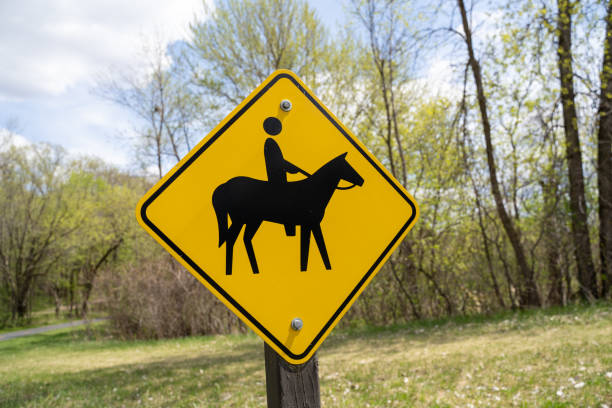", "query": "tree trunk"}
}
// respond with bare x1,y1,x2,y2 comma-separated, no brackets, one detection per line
597,0,612,298
563,247,572,302
541,171,564,306
417,266,454,315
389,258,421,319
80,282,93,318
457,0,540,306
556,0,597,299
52,286,62,318
473,187,506,308
80,239,123,318
547,240,564,306
15,300,28,320
69,270,76,316
14,273,33,320
545,205,564,306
